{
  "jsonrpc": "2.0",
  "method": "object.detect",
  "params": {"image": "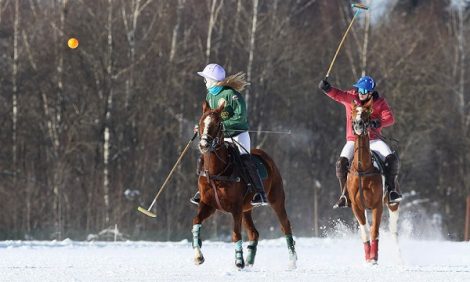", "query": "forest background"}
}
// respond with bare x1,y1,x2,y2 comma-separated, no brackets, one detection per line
0,0,469,241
